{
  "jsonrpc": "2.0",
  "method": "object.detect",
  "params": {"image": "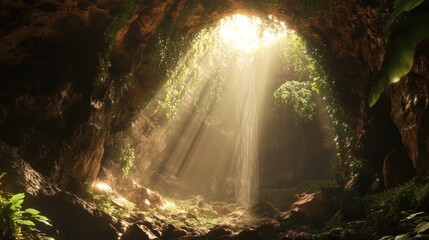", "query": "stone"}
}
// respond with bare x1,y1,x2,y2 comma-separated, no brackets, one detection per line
390,44,429,176
290,191,334,226
121,223,160,240
235,229,262,240
161,224,188,240
205,226,232,239
383,146,415,188
247,201,277,218
34,191,119,240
